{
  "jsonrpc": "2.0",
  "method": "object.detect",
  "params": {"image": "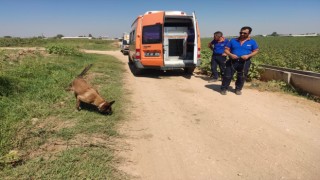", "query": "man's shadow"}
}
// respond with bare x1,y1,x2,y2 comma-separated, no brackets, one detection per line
193,72,234,94
204,83,233,93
